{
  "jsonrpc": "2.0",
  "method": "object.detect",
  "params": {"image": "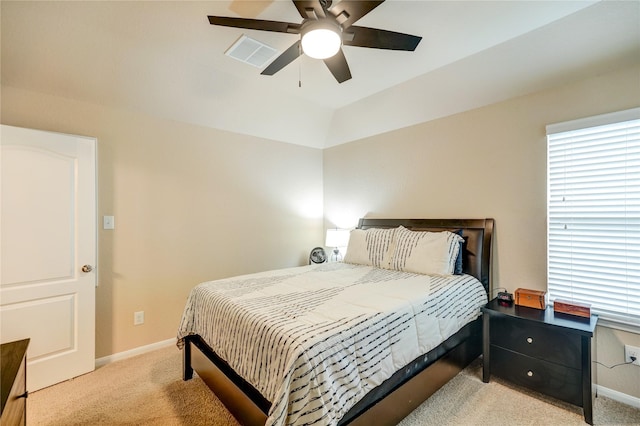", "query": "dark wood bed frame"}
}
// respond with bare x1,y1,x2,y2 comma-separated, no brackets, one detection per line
183,218,494,425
